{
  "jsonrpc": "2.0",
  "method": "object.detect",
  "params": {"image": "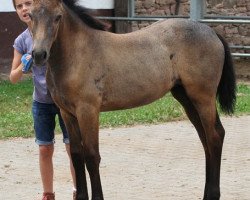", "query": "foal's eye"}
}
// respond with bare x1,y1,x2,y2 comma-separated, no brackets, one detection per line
55,15,62,22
